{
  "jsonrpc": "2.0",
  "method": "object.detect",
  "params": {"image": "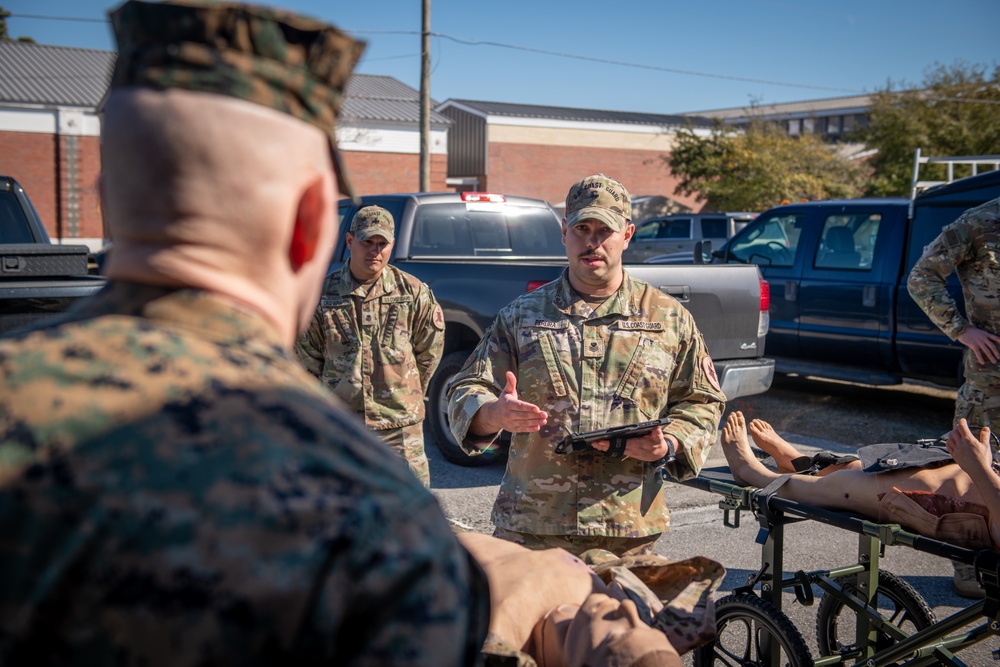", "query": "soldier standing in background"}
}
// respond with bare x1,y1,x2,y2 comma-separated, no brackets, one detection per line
447,174,726,557
0,2,487,664
908,195,1000,598
296,205,445,487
